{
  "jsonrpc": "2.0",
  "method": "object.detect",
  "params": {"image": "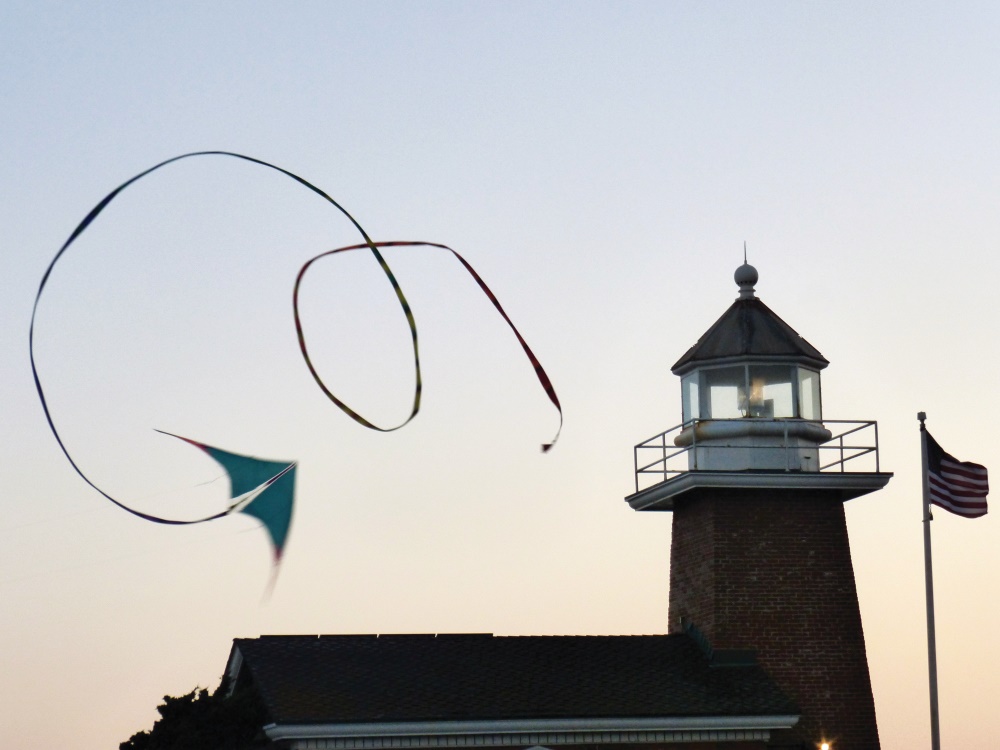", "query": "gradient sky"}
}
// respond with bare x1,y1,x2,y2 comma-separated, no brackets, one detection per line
3,3,999,748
